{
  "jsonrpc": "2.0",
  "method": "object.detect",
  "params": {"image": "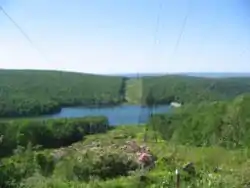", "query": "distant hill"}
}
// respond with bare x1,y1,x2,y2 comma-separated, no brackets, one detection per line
0,69,125,117
110,72,250,78
141,75,250,105
108,73,166,78
1,69,250,118
180,72,250,78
